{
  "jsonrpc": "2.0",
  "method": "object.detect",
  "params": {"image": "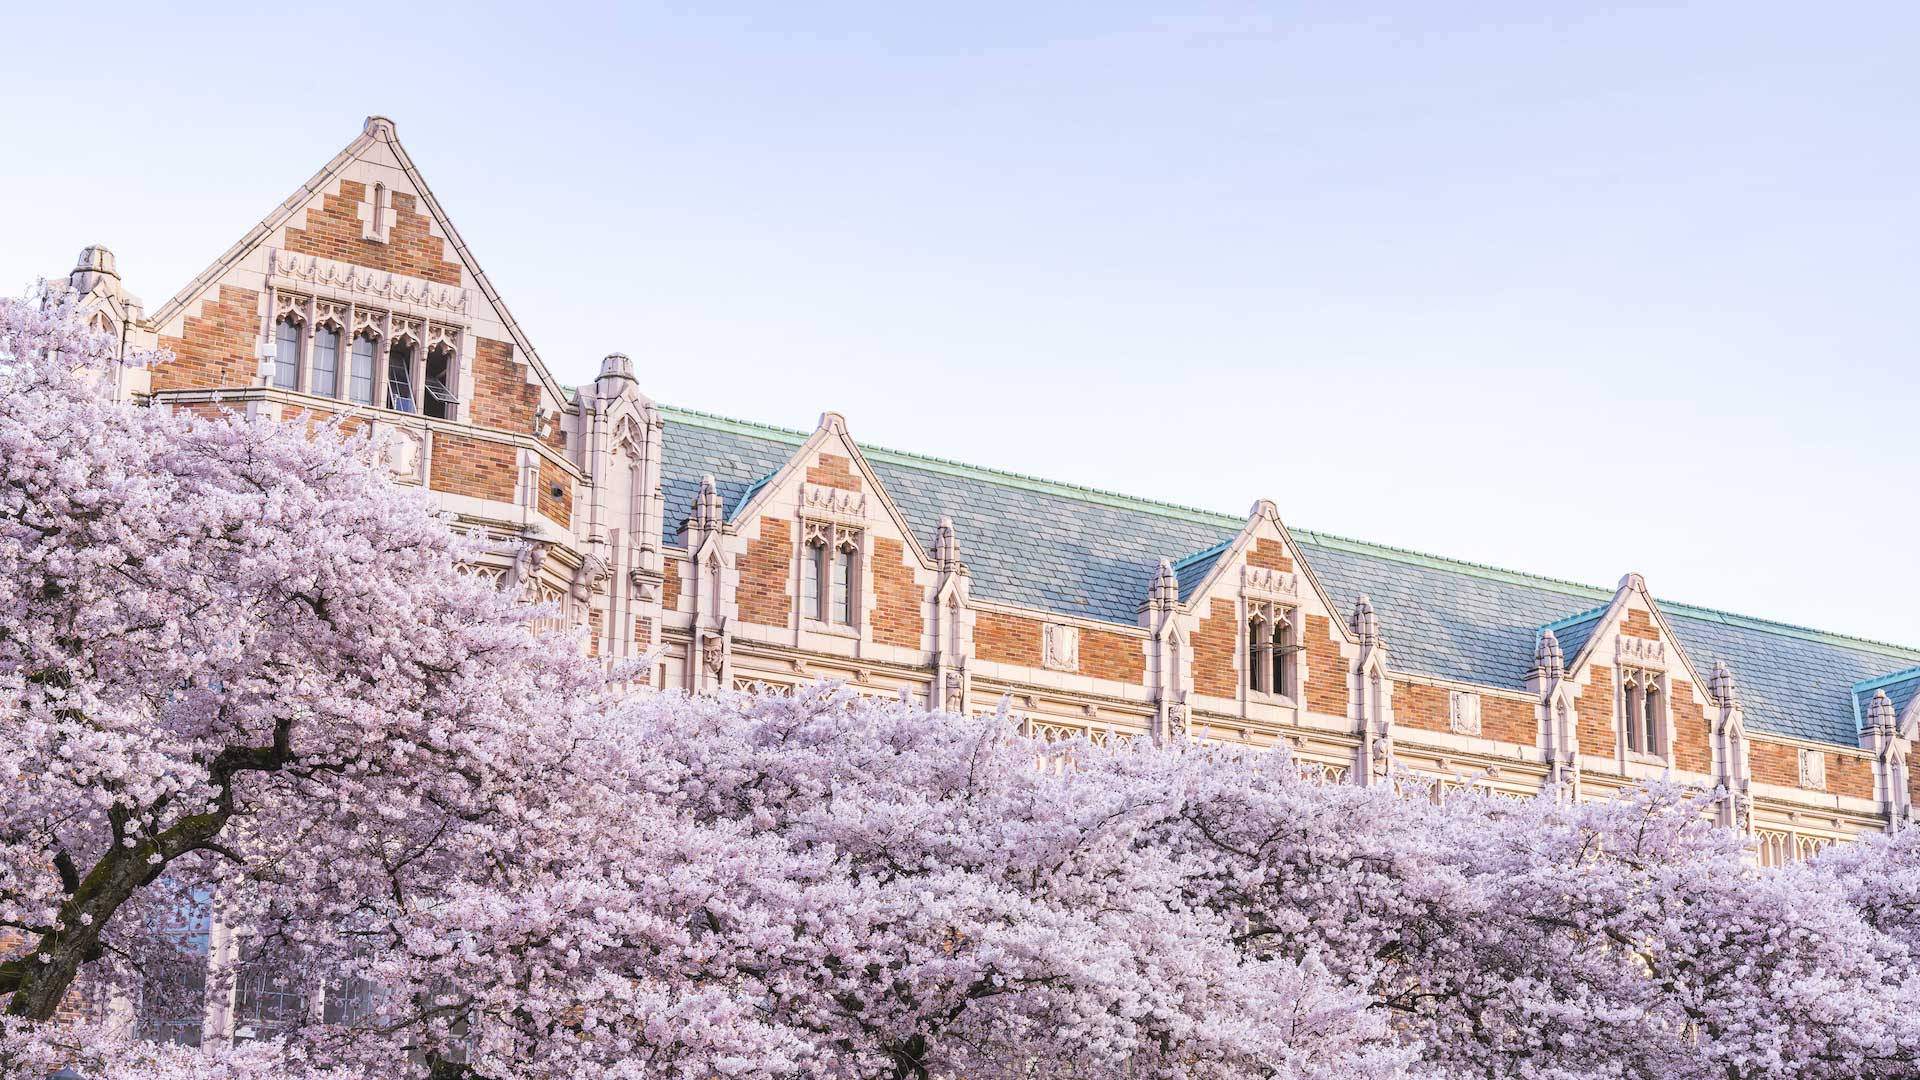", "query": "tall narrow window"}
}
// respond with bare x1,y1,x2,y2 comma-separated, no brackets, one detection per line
386,340,416,412
1247,603,1296,696
423,345,456,420
1642,680,1662,754
233,961,307,1041
311,325,341,398
272,317,302,390
1623,669,1663,755
135,888,211,1047
831,542,855,624
801,540,821,618
348,334,376,404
